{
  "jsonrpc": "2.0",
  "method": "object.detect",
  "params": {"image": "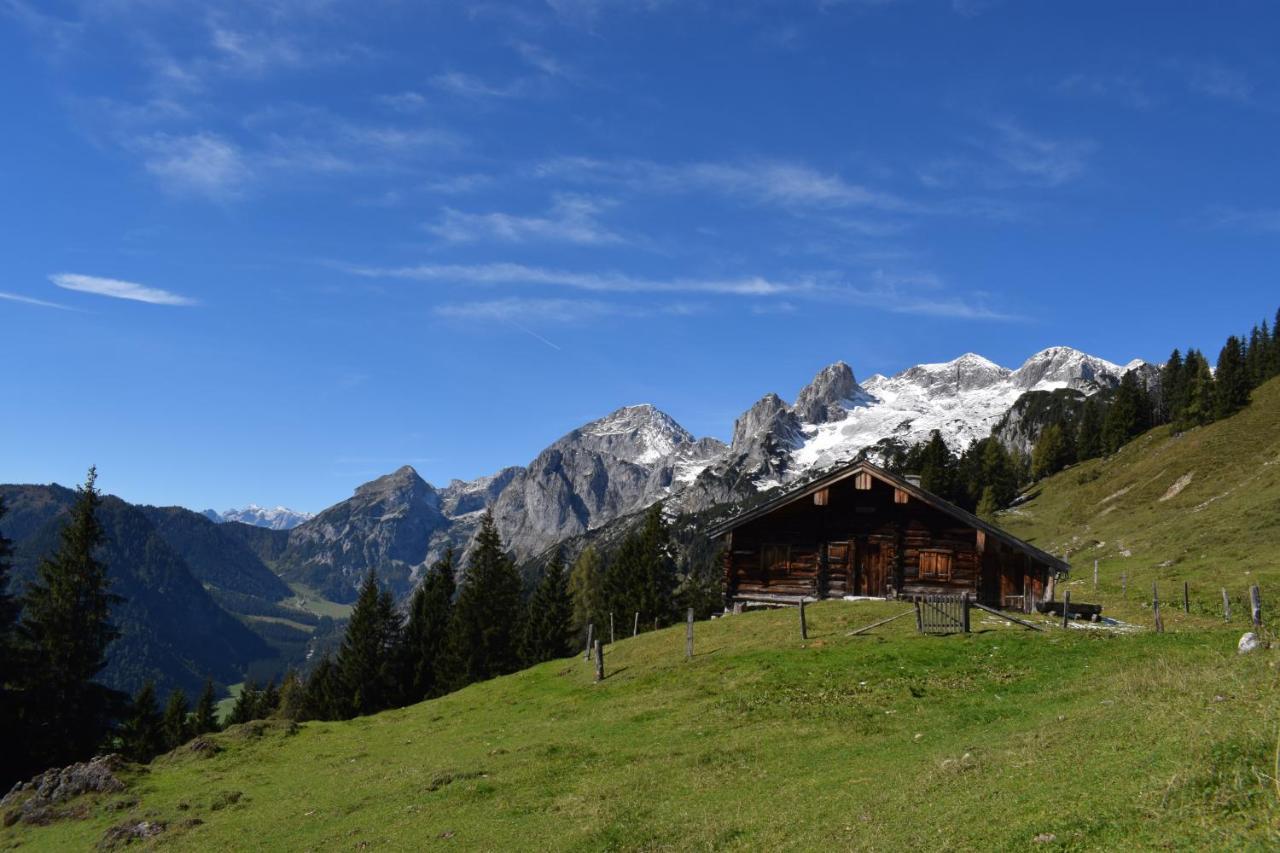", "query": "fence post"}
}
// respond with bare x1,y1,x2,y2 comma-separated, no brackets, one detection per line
1250,585,1262,629
962,592,971,633
1153,583,1164,633
1183,581,1190,614
685,607,694,660
1062,591,1070,630
798,598,808,640
610,613,615,644
593,640,604,682
1093,560,1098,590
1222,588,1230,620
584,623,593,660
1122,572,1127,598
633,612,639,638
